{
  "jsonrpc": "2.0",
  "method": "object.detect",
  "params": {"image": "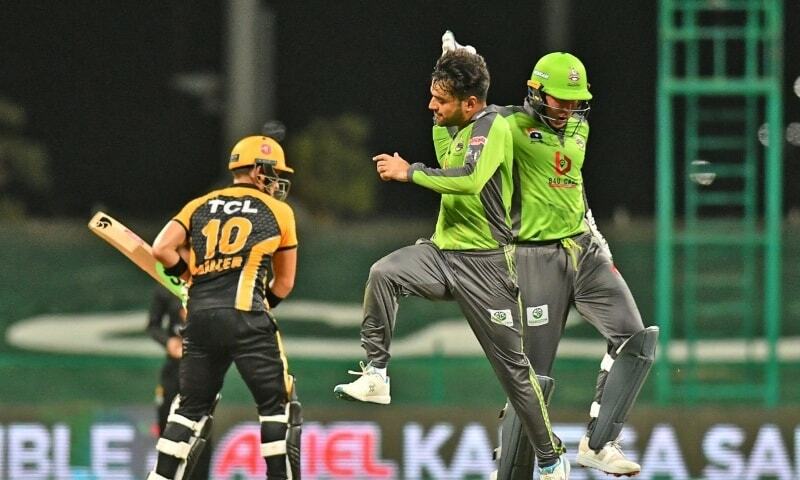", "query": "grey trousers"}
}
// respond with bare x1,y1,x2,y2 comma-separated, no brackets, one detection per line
516,231,644,378
360,239,563,461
